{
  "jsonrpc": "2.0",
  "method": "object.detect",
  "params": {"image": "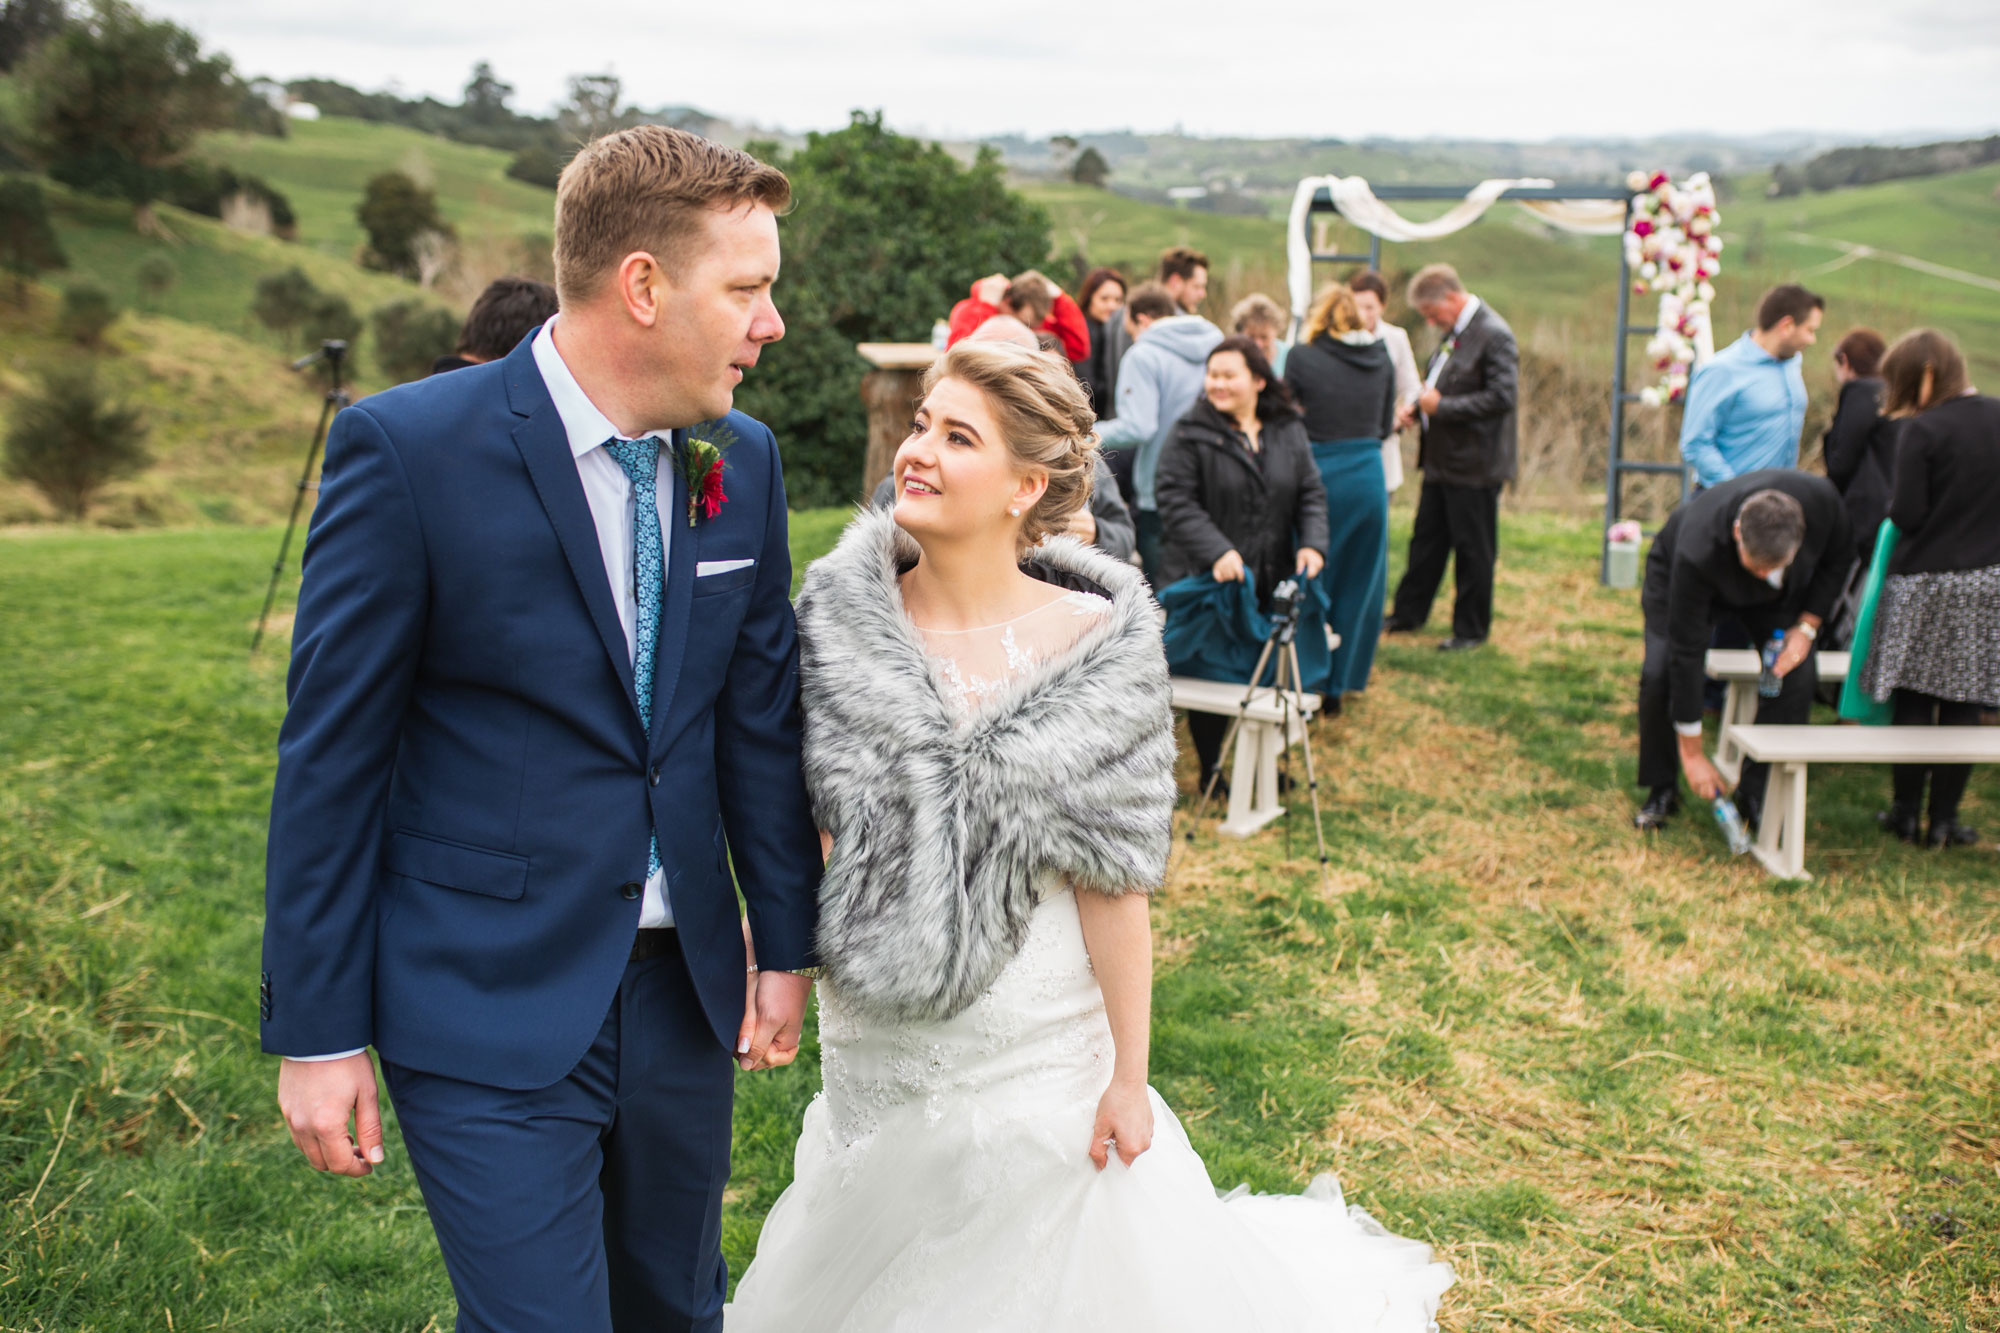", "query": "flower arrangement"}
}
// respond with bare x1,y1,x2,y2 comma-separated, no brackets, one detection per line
1623,170,1724,406
1607,519,1644,546
680,423,736,527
